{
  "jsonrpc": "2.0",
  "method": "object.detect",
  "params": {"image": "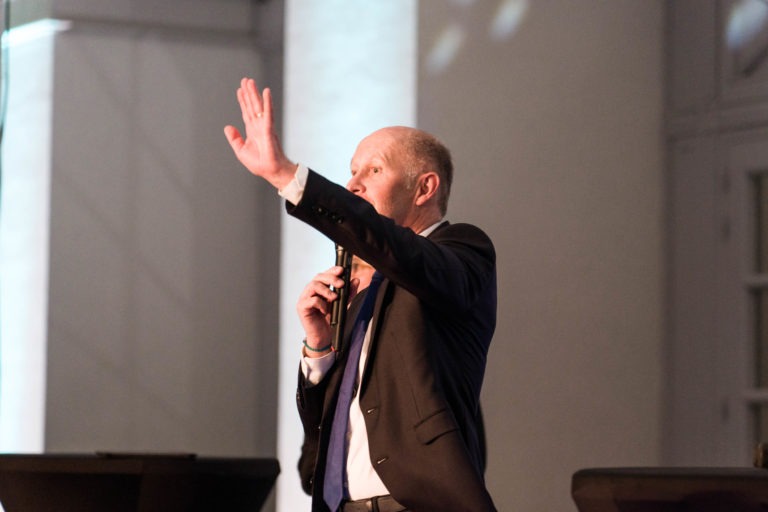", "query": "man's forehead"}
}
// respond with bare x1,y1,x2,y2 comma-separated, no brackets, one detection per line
350,134,397,166
350,151,387,166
